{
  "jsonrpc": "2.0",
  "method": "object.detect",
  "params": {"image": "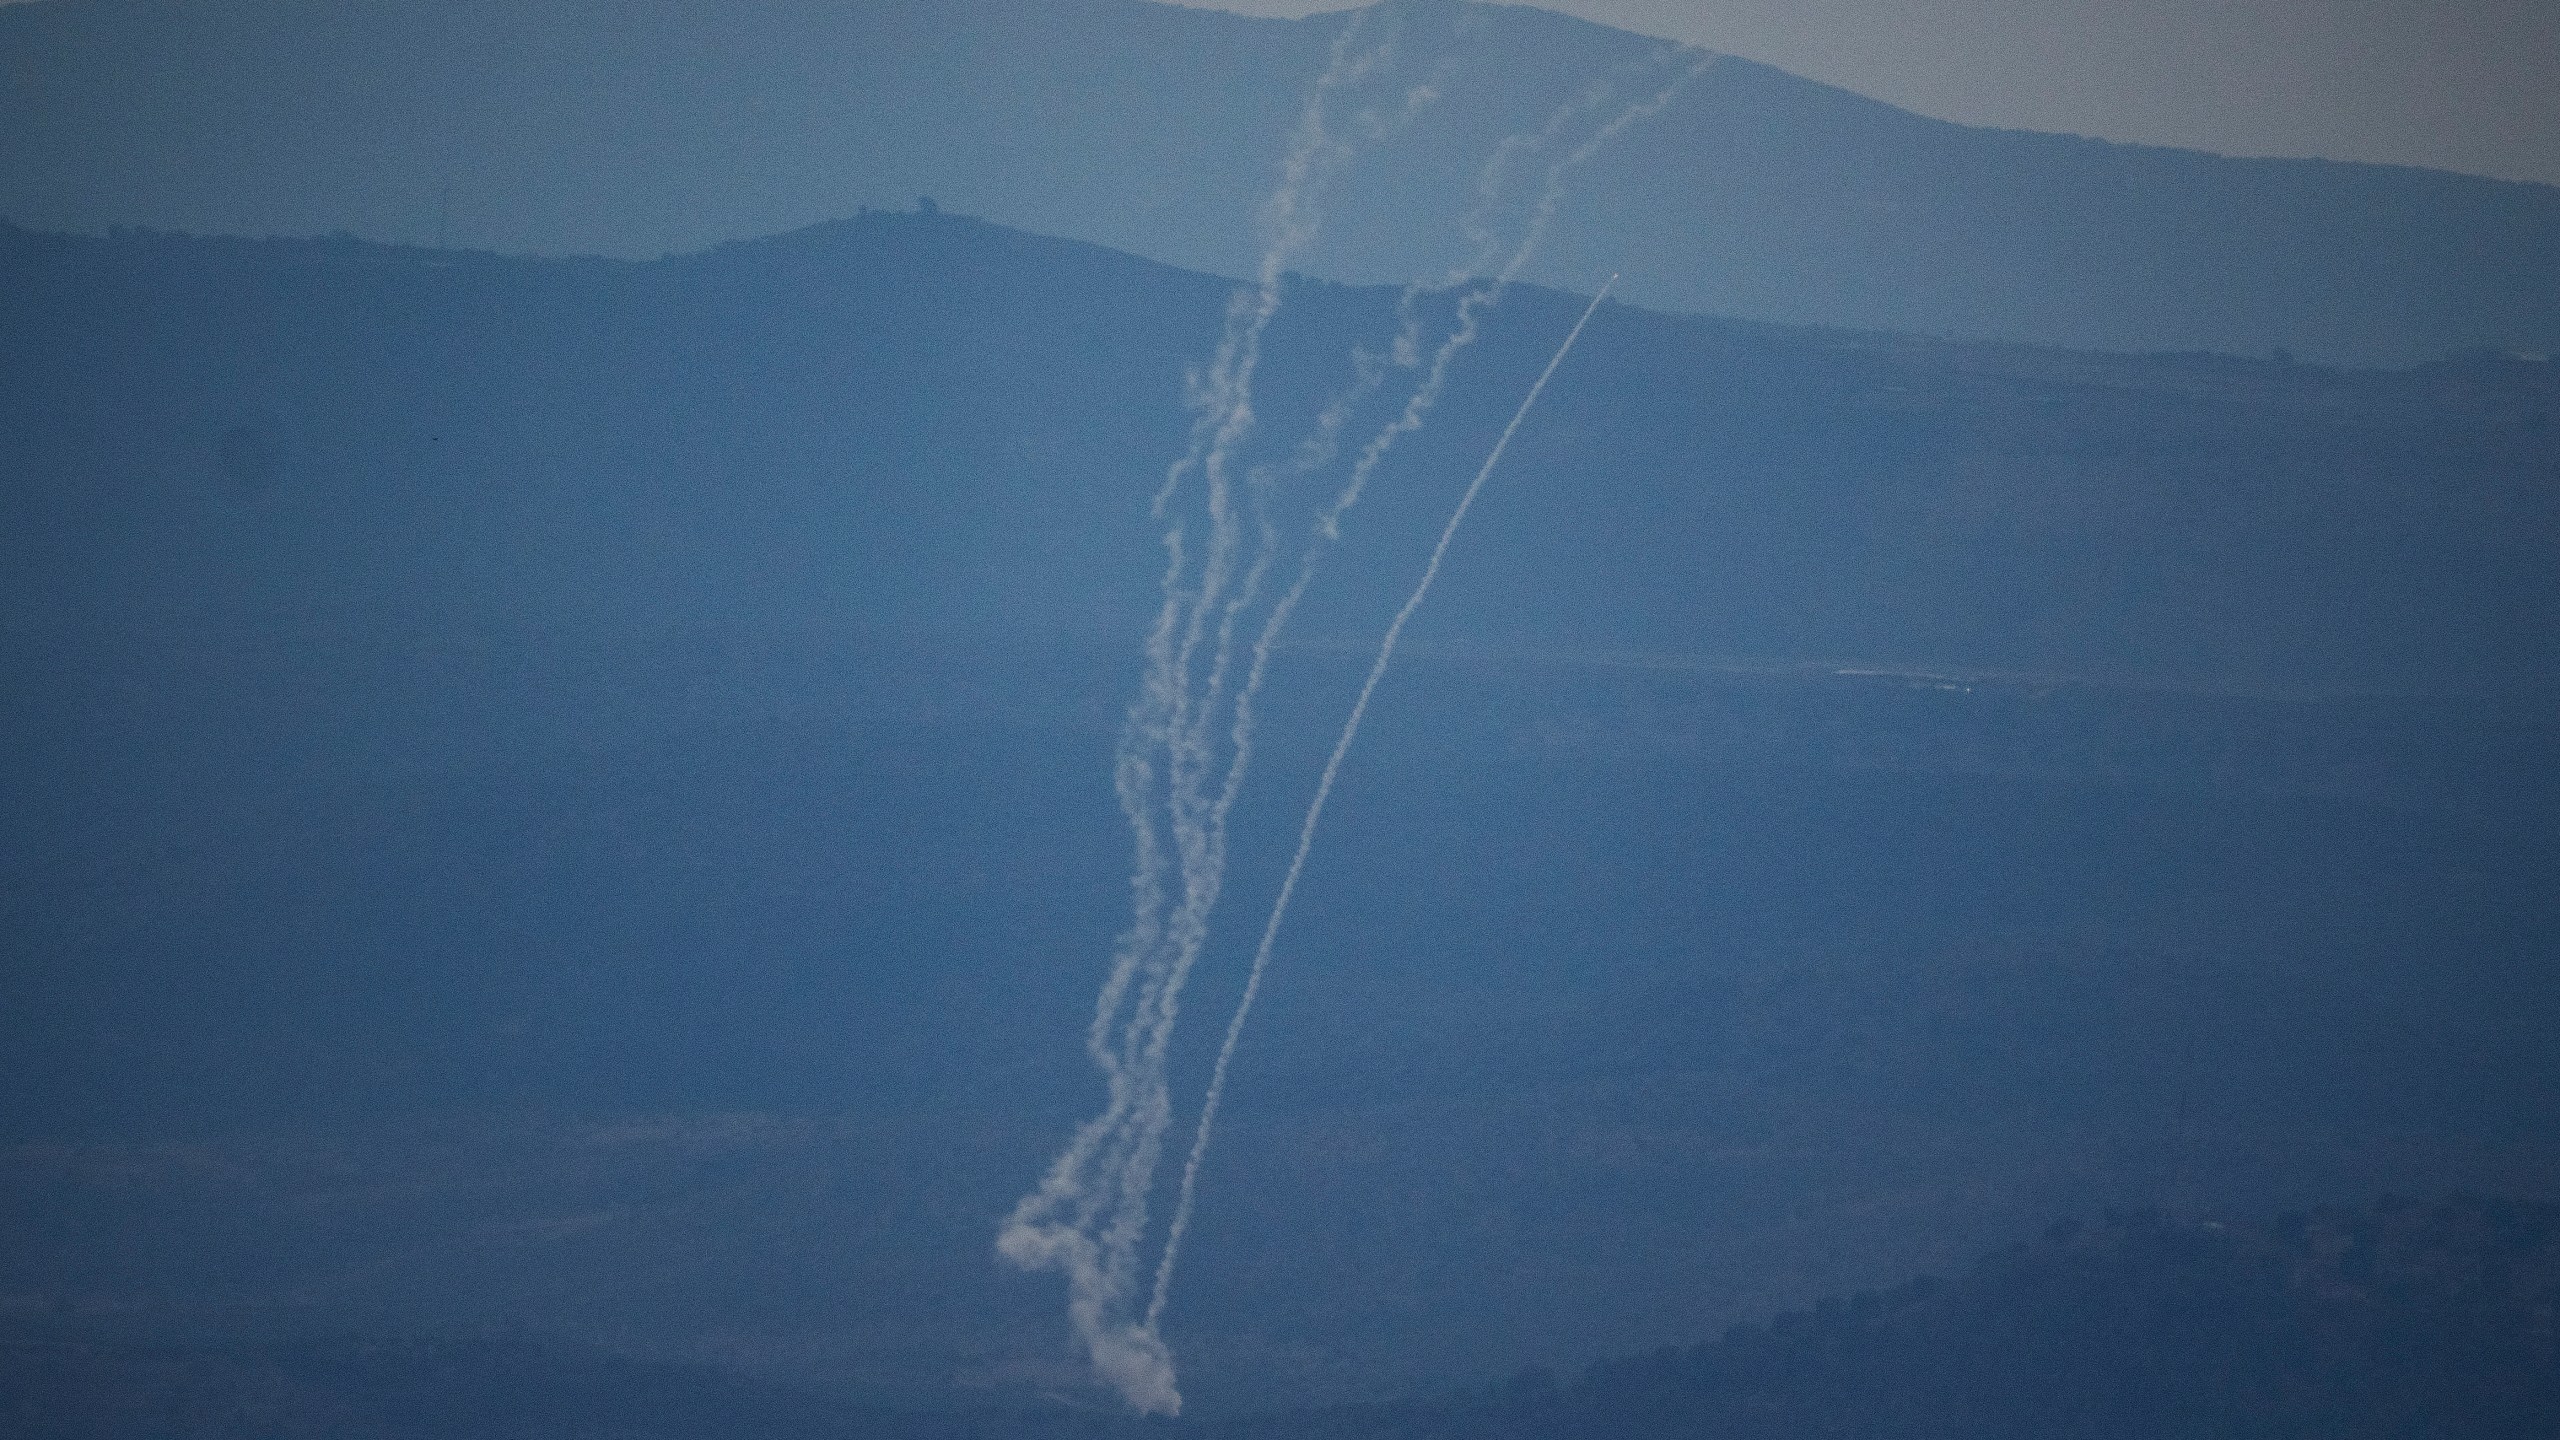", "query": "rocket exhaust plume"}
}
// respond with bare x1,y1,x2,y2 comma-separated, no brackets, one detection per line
1002,8,1710,1410
1147,49,1714,1334
996,9,1450,1414
1148,276,1619,1328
